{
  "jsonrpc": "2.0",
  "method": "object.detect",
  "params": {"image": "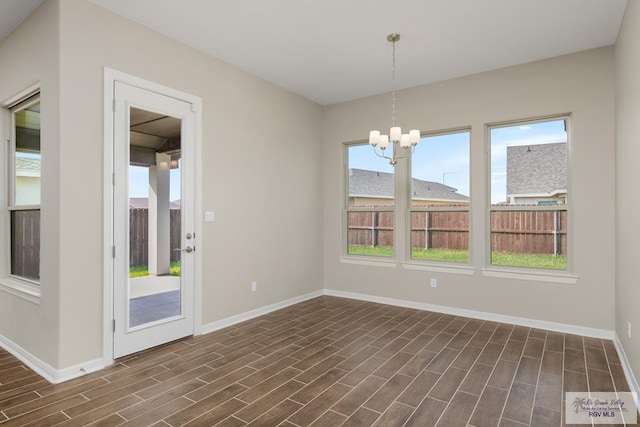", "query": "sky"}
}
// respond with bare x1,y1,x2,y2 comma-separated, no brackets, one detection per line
349,131,471,197
349,119,567,204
